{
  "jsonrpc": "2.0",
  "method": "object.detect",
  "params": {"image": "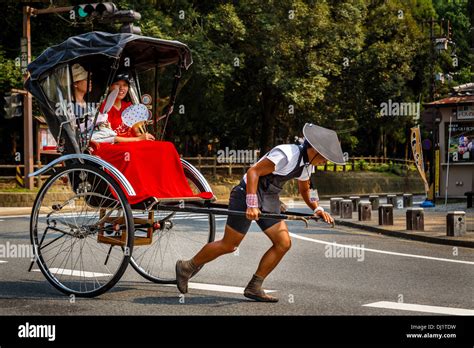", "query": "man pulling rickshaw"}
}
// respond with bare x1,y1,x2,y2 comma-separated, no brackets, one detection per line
24,31,344,299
